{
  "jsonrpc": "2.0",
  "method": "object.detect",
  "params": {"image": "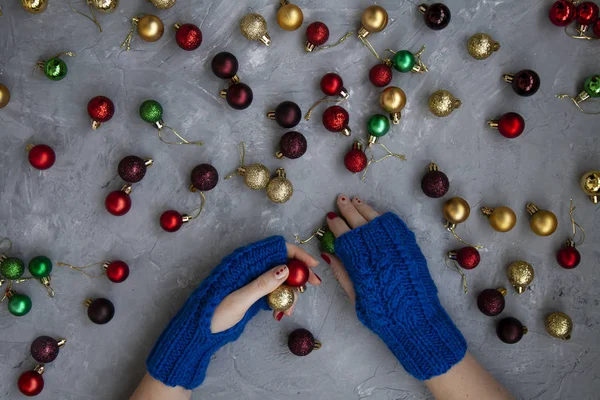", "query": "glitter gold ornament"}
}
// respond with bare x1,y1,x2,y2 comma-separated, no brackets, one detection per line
121,15,164,51
580,170,600,203
526,202,558,236
240,13,271,46
429,90,461,117
506,260,534,294
277,0,304,31
379,86,406,124
467,33,500,60
267,285,294,312
266,168,293,203
21,0,47,14
545,311,573,340
225,143,271,190
0,84,10,109
148,0,175,9
88,0,118,13
480,206,517,232
359,5,388,38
